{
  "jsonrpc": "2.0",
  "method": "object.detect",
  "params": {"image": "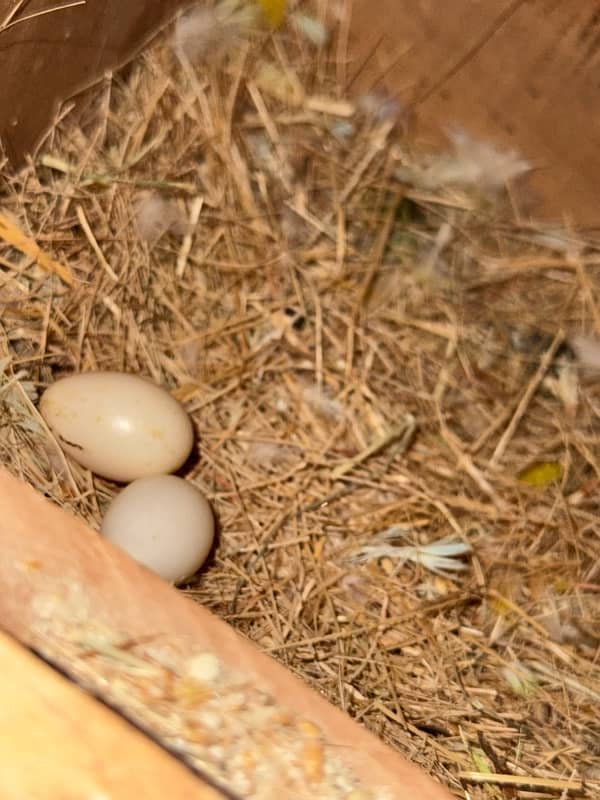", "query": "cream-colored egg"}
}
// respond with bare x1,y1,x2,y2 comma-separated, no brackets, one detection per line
39,371,194,482
101,475,214,583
